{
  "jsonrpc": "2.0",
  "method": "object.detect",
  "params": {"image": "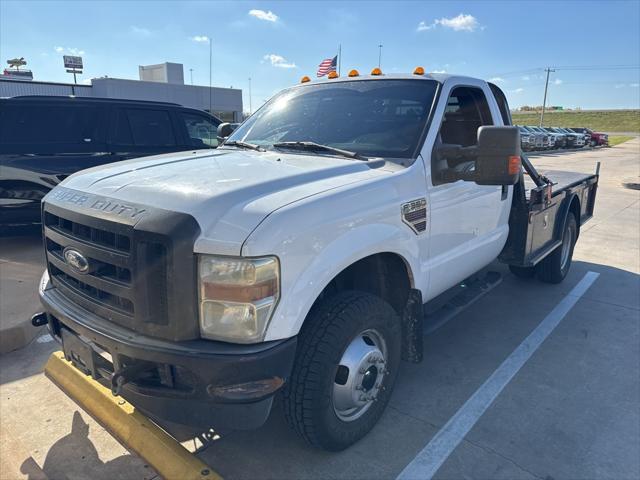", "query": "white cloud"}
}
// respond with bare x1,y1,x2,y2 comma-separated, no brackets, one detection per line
417,14,481,33
553,78,563,85
54,46,85,56
521,75,530,81
432,69,447,74
438,13,480,31
249,9,278,22
130,25,151,36
417,21,434,31
615,83,625,89
631,83,639,88
509,88,524,94
489,77,505,84
190,35,210,43
263,54,296,69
